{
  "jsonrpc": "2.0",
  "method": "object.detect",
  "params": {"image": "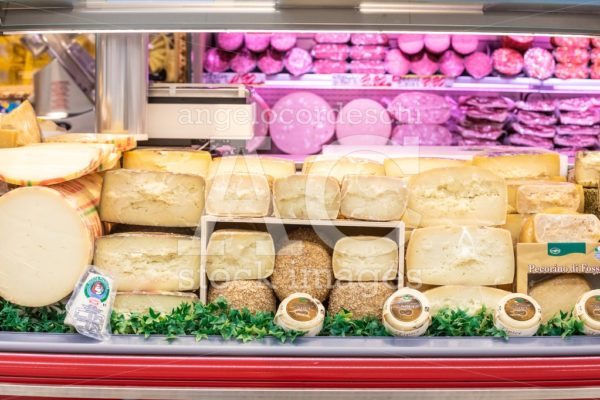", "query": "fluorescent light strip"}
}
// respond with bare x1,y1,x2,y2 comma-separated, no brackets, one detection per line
359,2,483,14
